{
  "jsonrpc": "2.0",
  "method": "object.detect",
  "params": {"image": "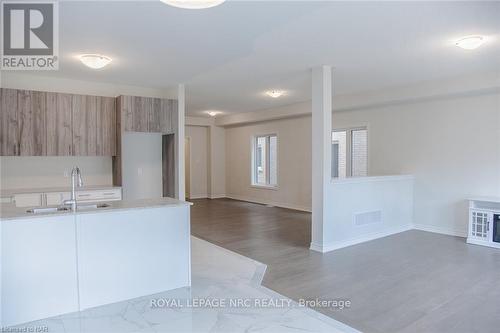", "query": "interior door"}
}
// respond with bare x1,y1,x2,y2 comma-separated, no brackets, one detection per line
162,134,176,198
